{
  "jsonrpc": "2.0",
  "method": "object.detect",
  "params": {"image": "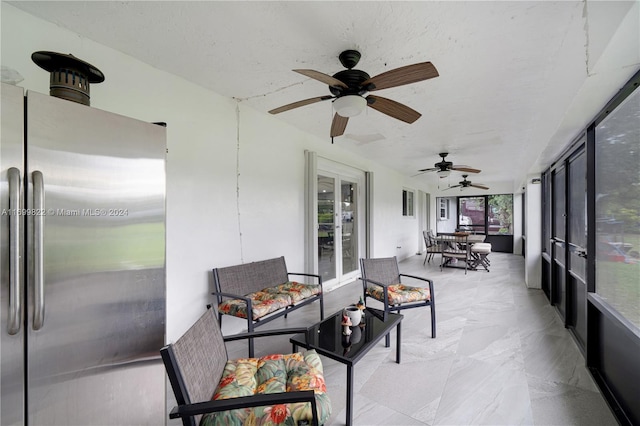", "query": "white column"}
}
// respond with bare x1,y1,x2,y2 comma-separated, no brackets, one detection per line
524,176,542,288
